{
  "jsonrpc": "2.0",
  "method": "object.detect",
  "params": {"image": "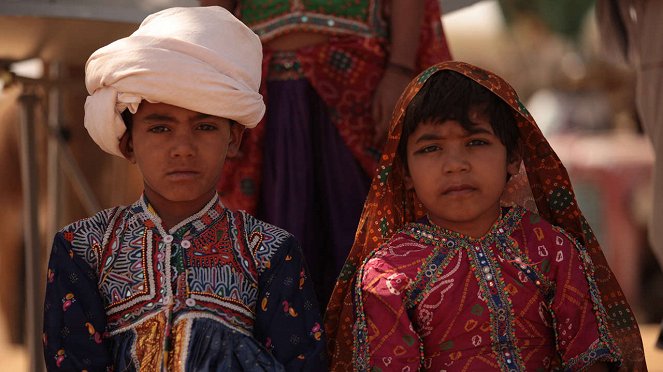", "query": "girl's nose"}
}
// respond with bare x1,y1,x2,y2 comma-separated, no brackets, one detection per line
443,150,470,173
